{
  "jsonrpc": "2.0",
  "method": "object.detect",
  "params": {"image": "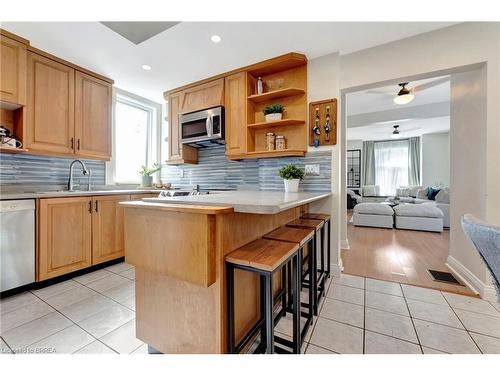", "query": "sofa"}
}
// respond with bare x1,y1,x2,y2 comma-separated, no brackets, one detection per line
393,204,444,232
396,186,450,228
347,189,362,209
353,202,394,229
